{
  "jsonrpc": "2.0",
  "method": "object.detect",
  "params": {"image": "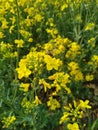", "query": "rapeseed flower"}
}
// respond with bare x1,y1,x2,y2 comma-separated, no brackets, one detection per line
10,16,16,24
88,55,98,68
21,97,34,113
39,79,51,92
28,38,33,42
44,43,53,51
85,74,94,81
68,62,79,71
74,71,83,81
79,100,91,109
34,14,43,22
61,3,68,11
91,55,98,64
44,55,62,70
68,62,83,81
9,25,15,33
59,112,70,124
0,7,6,15
2,115,16,128
20,82,30,92
0,0,96,129
46,28,59,38
18,0,27,6
0,32,5,38
15,39,24,47
33,96,42,106
16,66,31,79
65,42,81,59
85,22,95,31
1,19,8,29
67,123,80,130
88,37,95,47
47,96,60,110
48,72,71,93
59,99,91,124
19,30,32,39
51,83,61,94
